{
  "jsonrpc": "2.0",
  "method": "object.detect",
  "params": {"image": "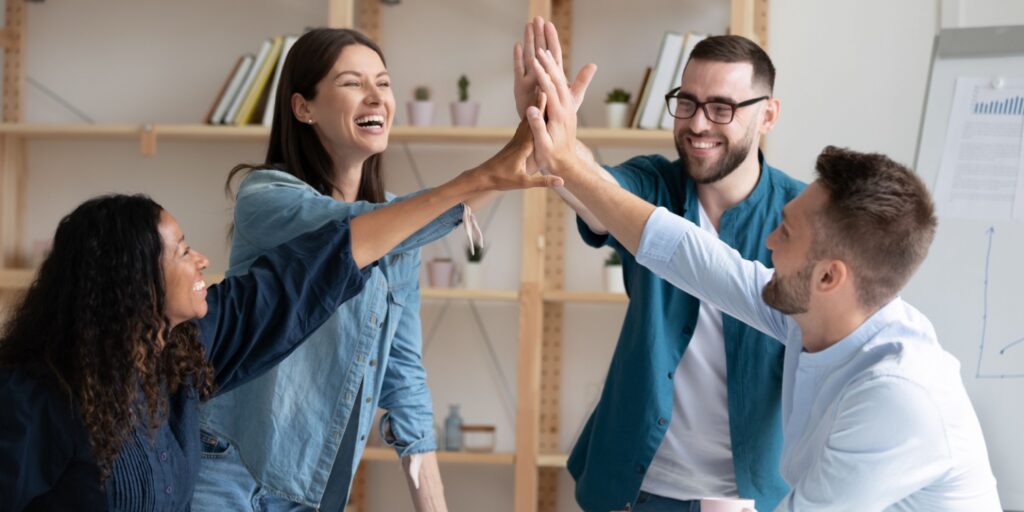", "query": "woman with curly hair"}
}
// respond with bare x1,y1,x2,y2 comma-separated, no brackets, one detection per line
0,126,557,510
